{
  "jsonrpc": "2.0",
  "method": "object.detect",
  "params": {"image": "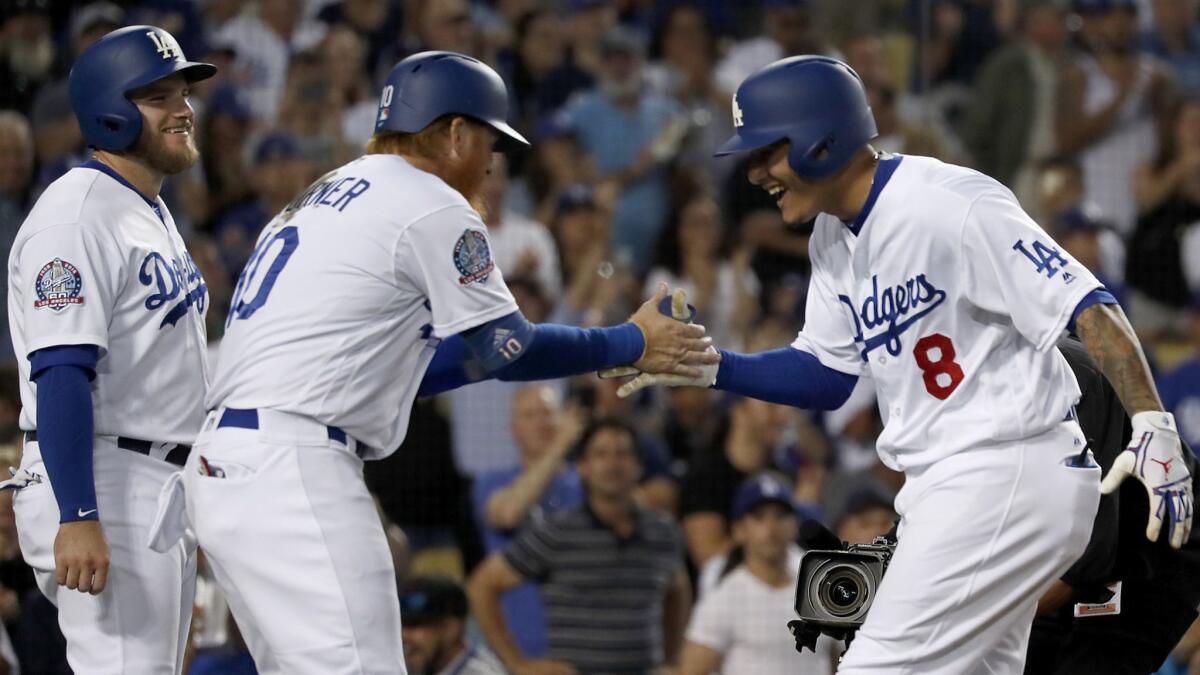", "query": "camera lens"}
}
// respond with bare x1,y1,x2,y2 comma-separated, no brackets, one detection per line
829,577,860,608
817,565,870,618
